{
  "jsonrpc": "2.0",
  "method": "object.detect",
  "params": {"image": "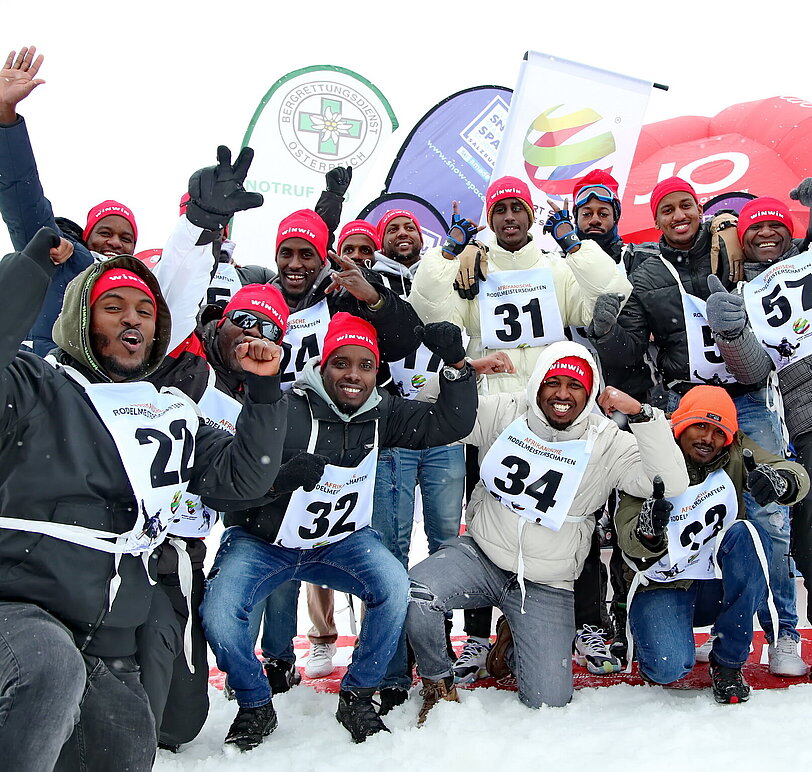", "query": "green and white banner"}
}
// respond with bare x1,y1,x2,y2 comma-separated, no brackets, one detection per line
231,65,398,266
